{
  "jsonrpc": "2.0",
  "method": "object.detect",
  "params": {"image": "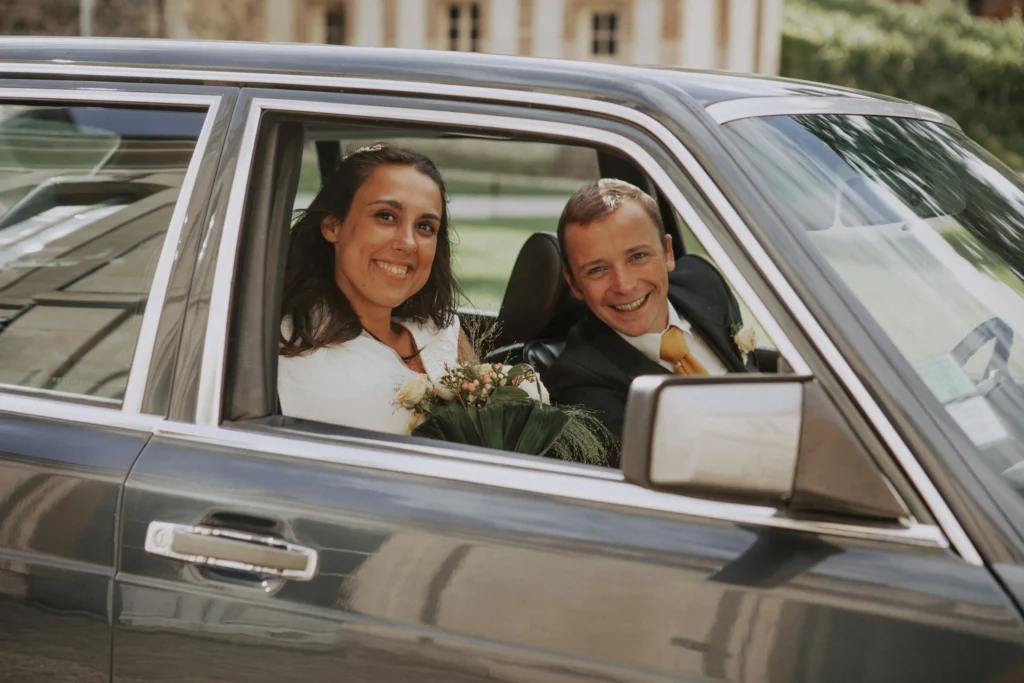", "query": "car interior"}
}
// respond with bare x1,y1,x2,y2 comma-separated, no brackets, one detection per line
223,114,775,464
